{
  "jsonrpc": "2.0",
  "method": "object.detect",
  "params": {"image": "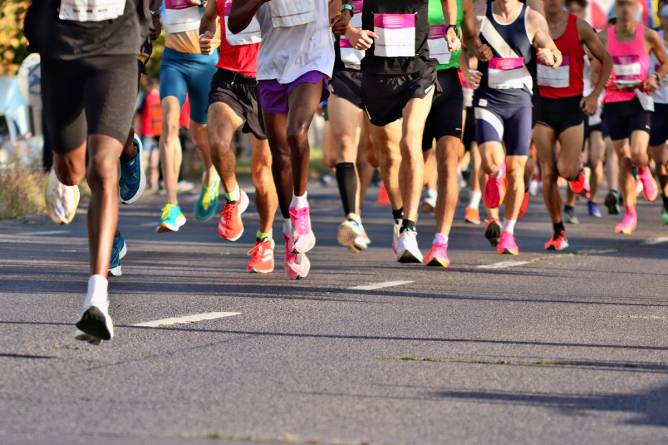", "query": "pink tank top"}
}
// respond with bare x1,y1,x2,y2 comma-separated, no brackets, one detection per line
604,23,649,103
